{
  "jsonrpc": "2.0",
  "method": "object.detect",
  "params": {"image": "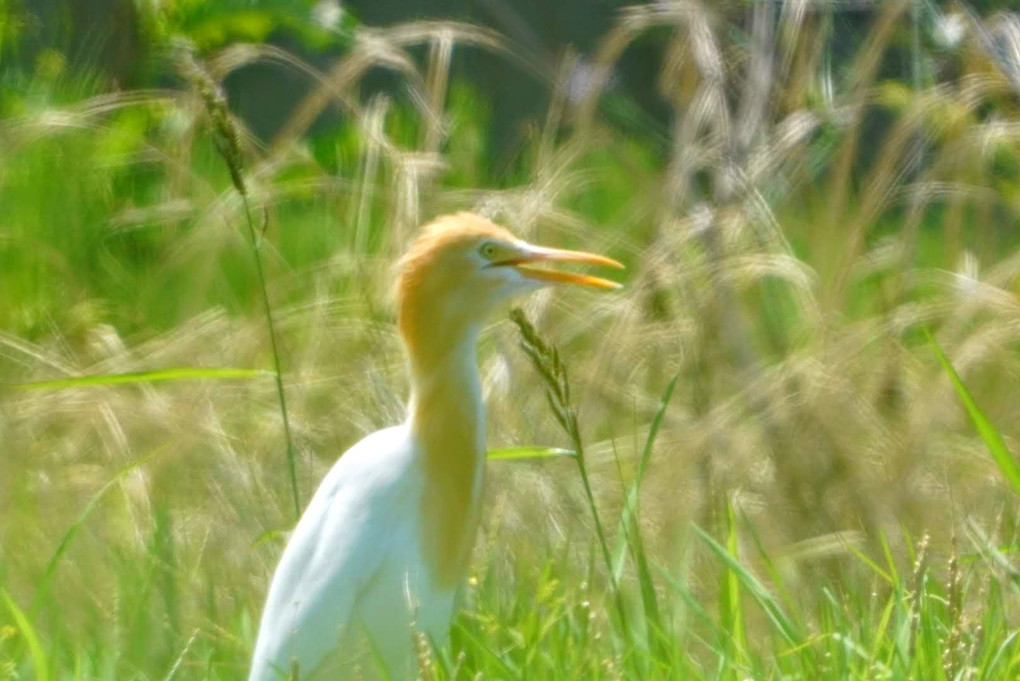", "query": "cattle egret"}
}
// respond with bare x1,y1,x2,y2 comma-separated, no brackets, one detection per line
248,212,623,680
